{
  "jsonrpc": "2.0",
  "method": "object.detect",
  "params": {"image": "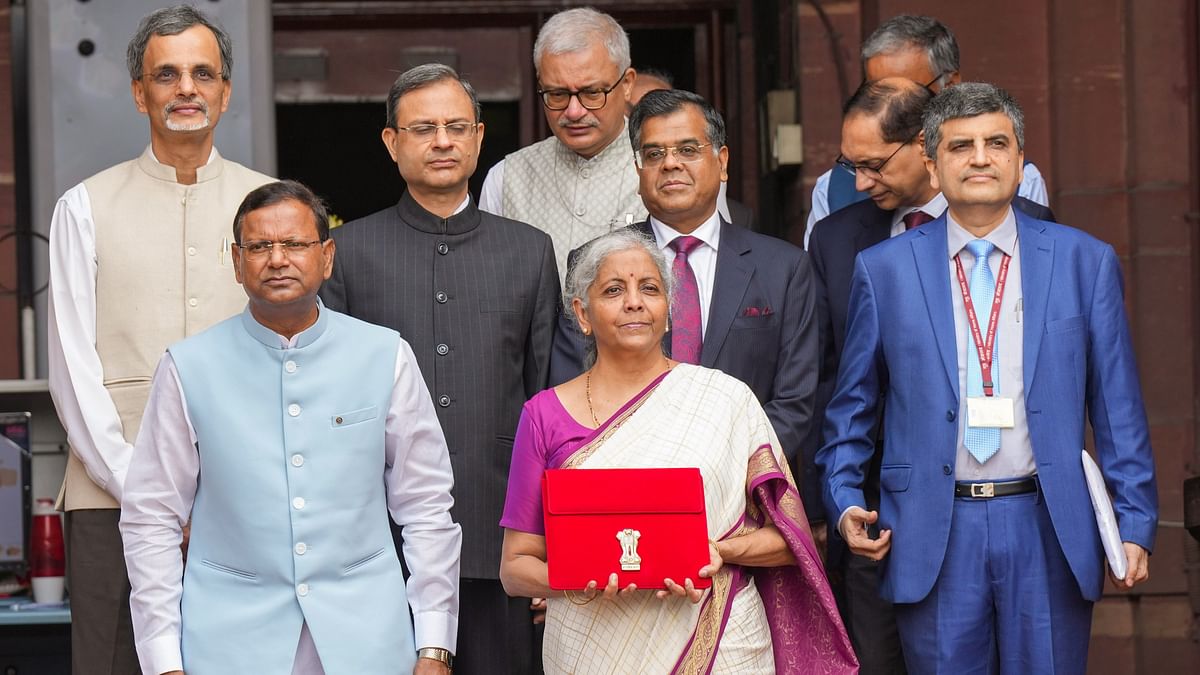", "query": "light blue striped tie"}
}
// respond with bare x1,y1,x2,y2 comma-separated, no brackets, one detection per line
964,239,1000,463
